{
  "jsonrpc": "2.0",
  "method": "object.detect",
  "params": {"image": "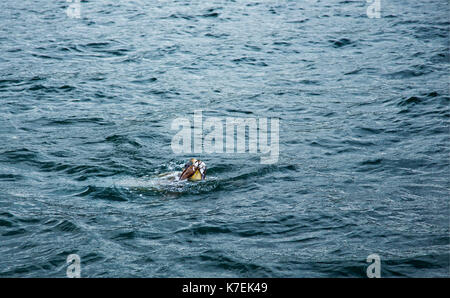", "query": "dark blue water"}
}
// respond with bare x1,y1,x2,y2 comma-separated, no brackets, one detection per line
0,0,449,277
